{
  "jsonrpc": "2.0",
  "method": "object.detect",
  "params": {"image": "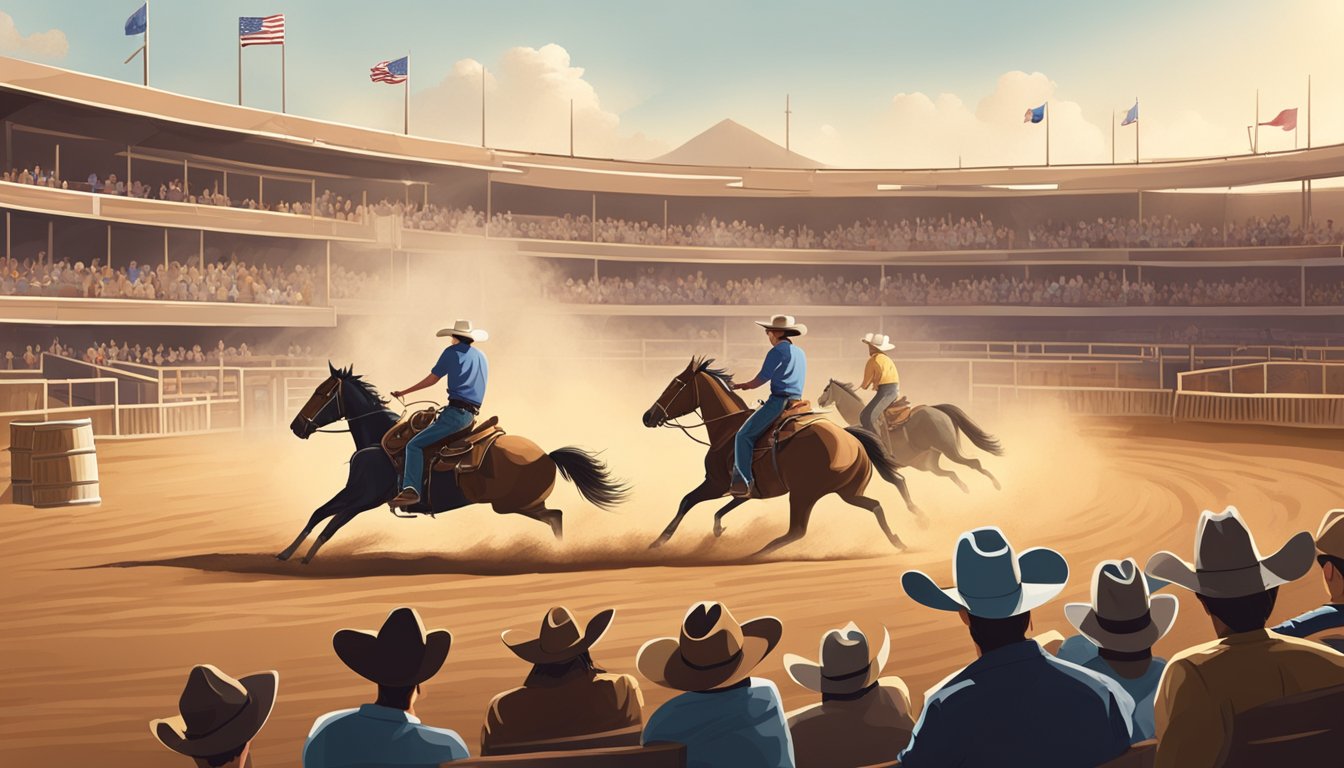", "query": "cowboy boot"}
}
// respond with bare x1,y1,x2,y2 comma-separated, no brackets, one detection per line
389,488,420,509
729,476,756,499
